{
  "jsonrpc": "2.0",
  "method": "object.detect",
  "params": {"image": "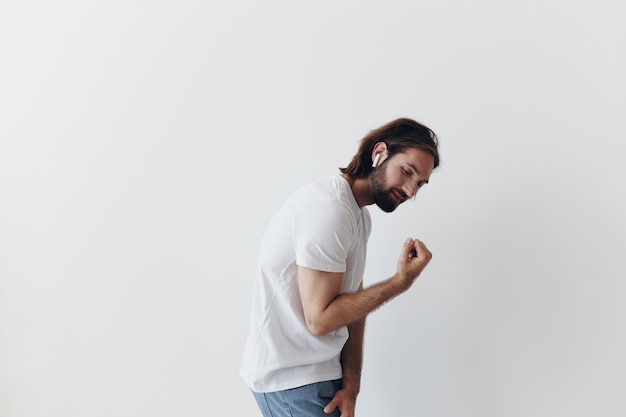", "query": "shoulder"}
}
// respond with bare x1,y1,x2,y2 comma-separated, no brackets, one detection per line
290,176,356,214
290,177,360,238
